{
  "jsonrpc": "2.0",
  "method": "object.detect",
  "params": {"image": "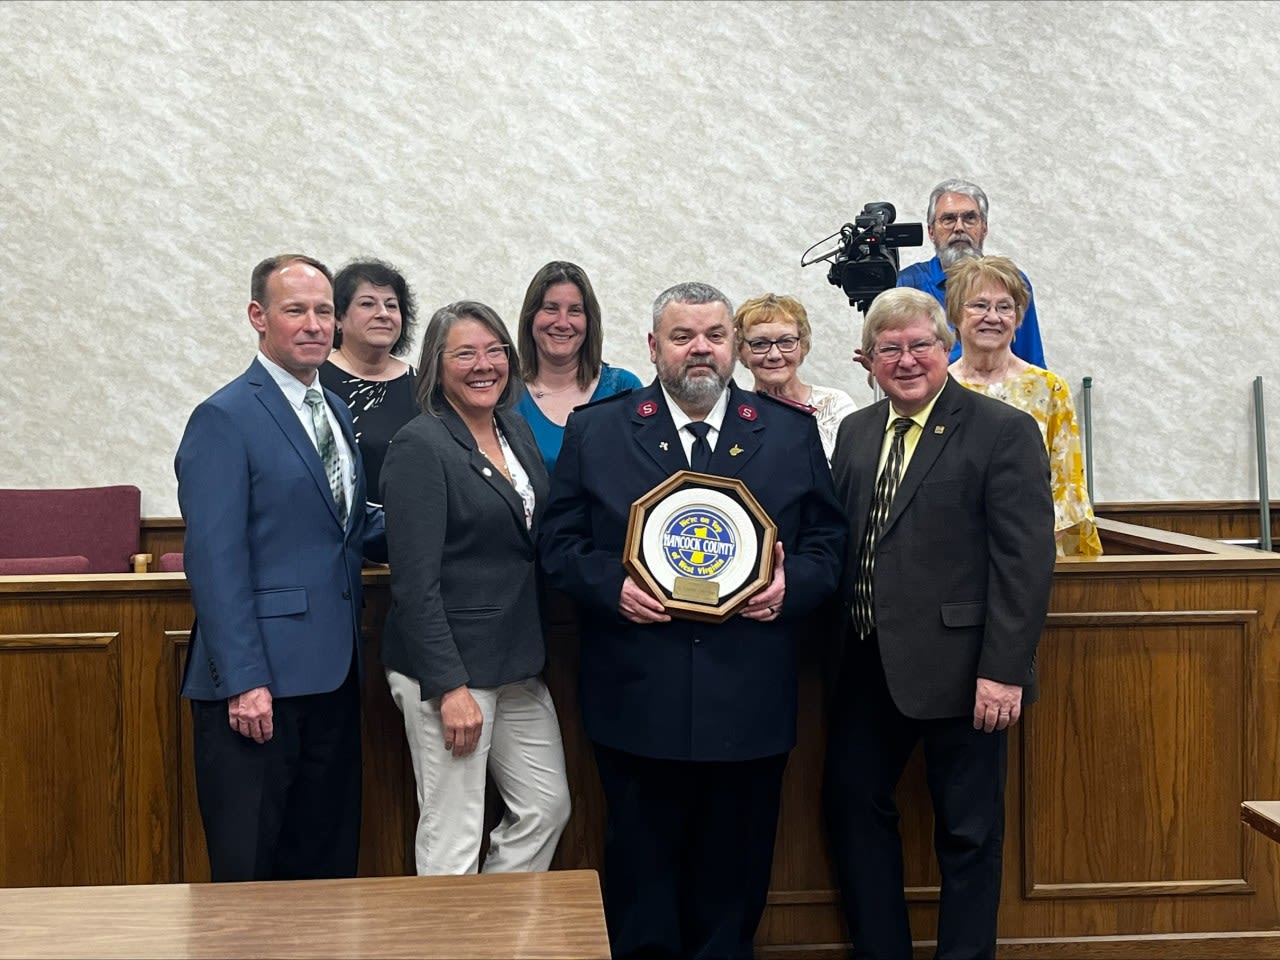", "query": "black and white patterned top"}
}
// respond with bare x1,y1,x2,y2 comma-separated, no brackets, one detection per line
318,362,419,507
